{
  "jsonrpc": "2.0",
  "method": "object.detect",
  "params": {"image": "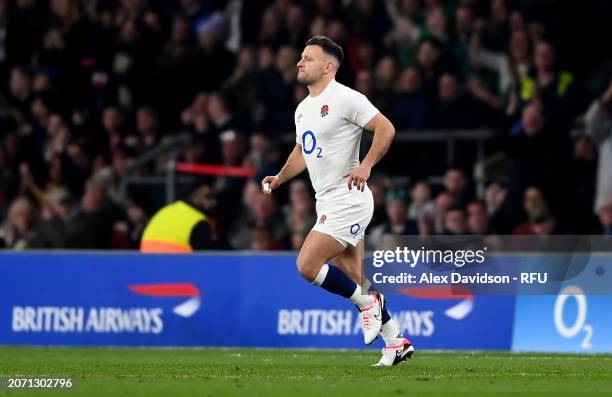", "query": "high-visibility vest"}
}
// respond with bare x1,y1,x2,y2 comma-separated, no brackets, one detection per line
140,201,208,253
520,70,574,102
